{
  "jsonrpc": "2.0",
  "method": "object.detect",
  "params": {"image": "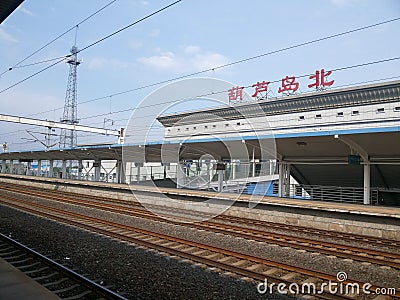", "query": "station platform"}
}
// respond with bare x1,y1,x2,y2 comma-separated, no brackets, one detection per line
1,173,399,219
0,258,60,300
